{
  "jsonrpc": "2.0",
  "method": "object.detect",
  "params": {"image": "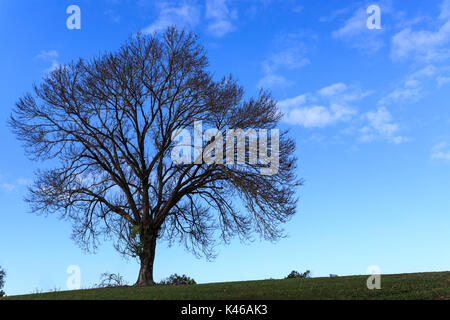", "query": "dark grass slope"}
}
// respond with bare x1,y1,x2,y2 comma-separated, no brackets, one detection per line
2,271,449,300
